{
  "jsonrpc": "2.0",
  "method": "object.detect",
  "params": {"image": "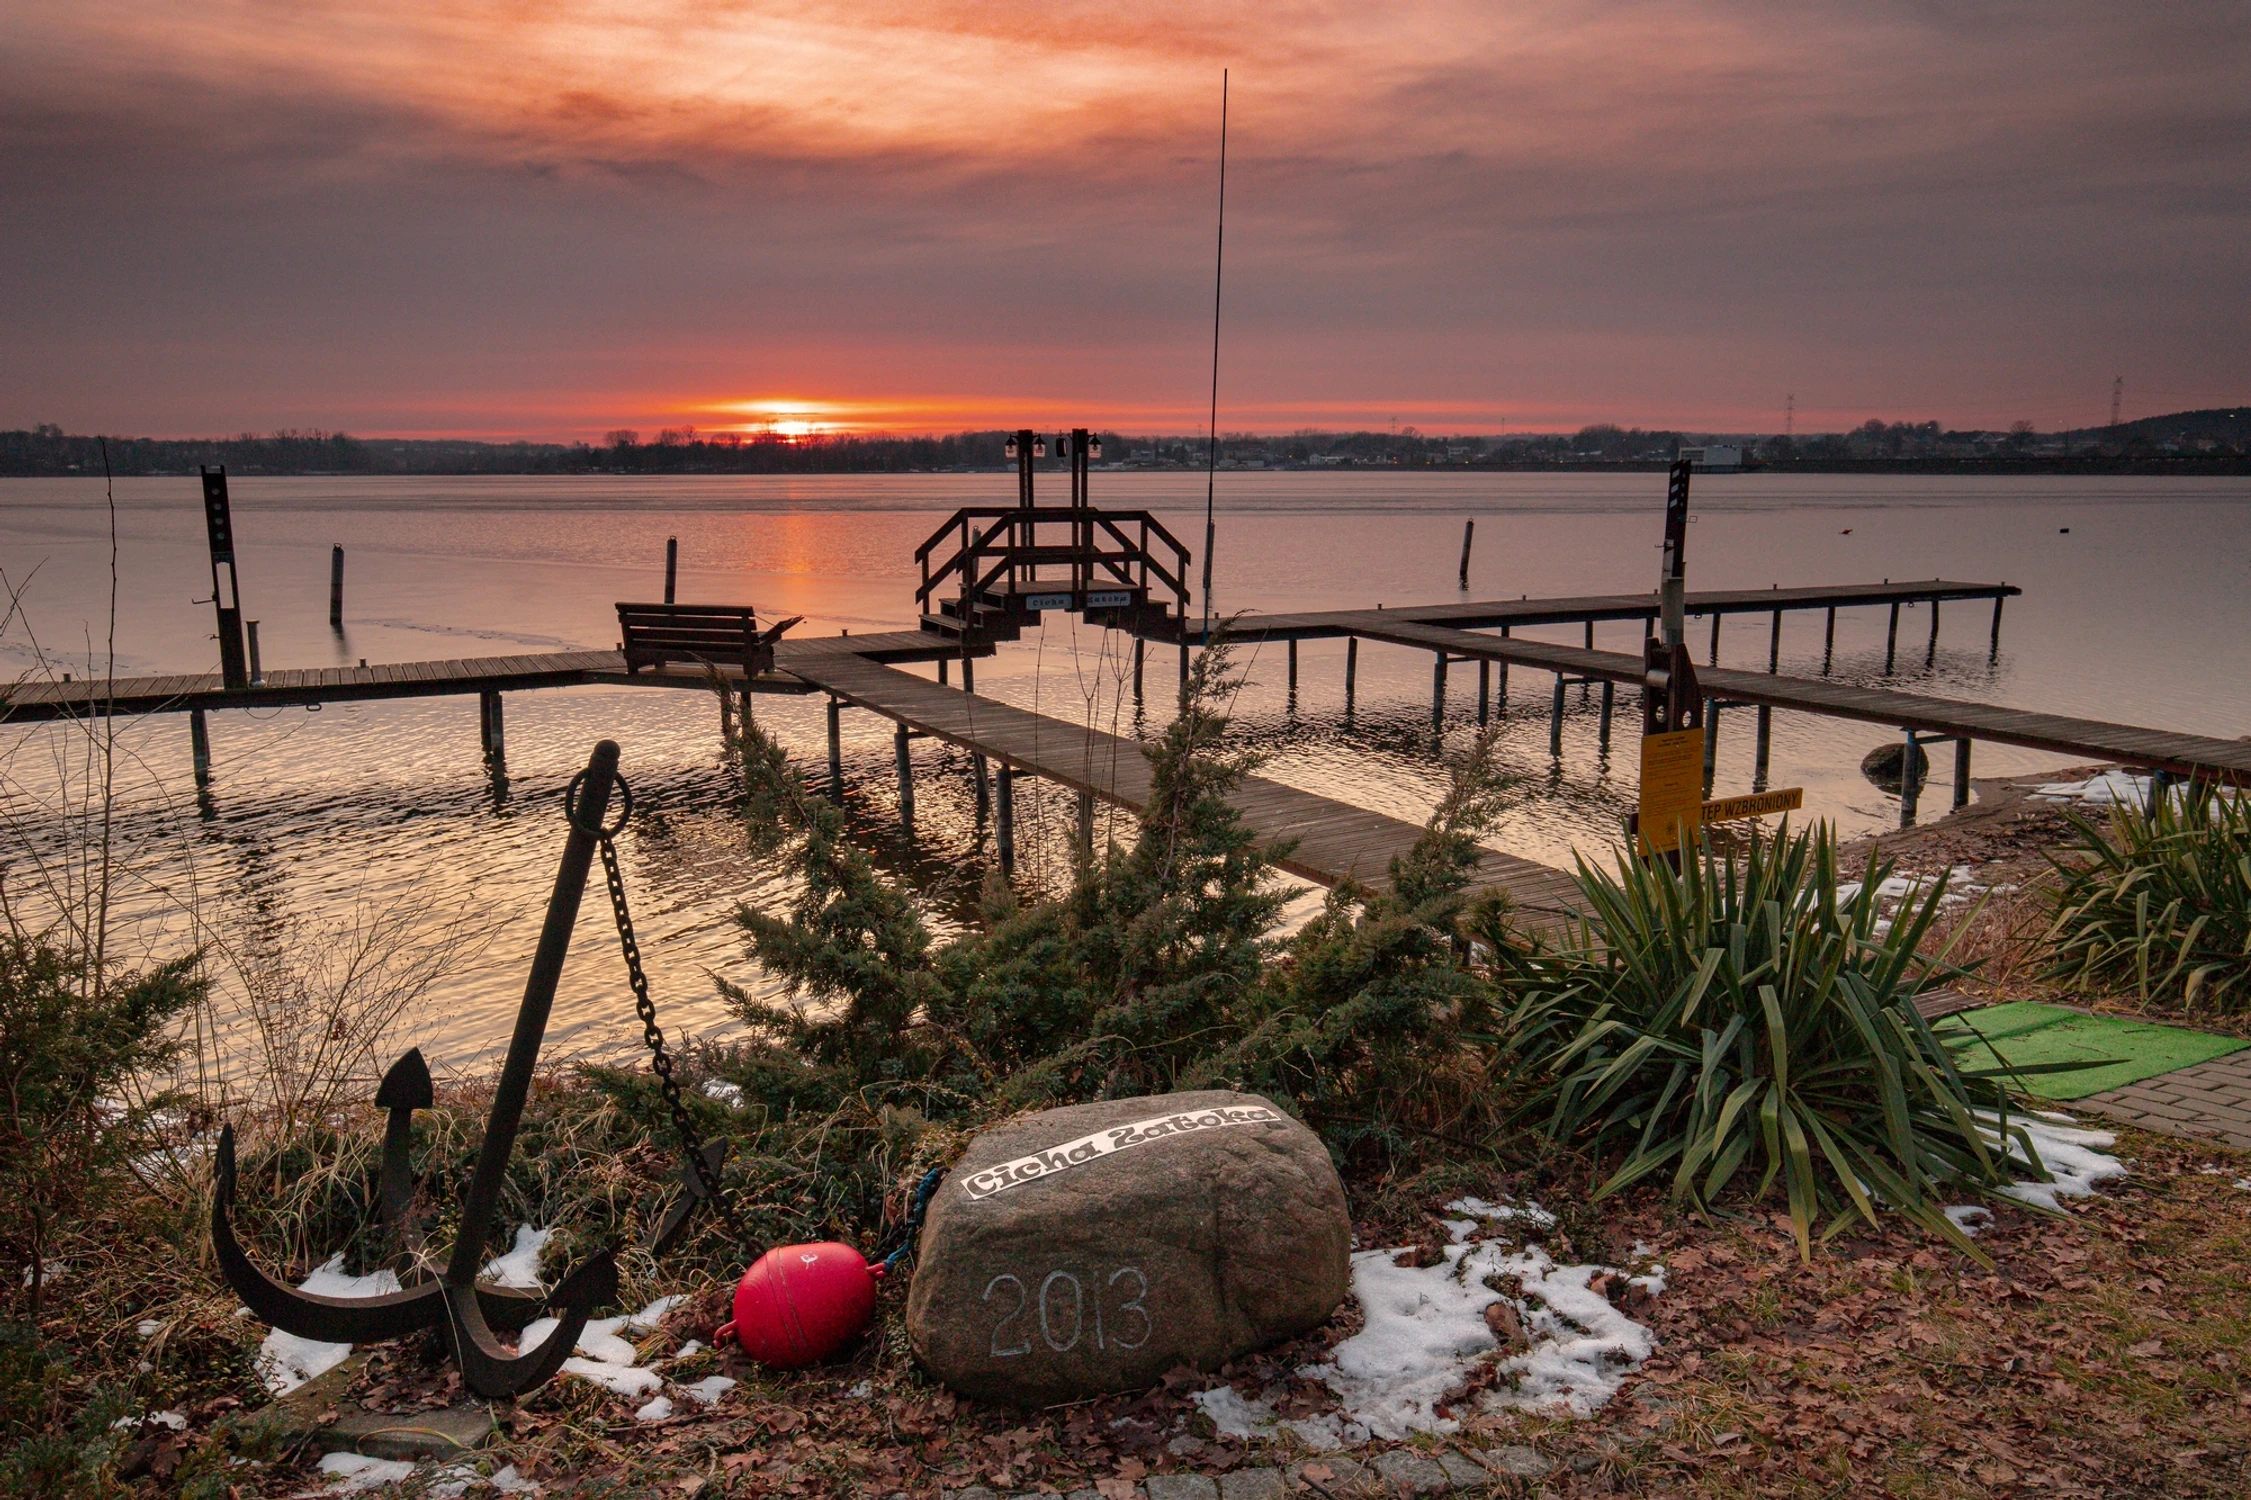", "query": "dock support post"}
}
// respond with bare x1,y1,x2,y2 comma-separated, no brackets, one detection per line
1927,599,1941,664
664,536,678,604
1885,602,1900,673
1076,790,1095,864
1179,642,1190,694
1432,654,1447,729
1459,520,1473,588
1344,637,1358,716
894,723,914,829
962,656,975,695
826,697,843,799
1549,675,1566,757
1900,729,1920,826
1287,638,1298,697
972,752,991,814
1584,620,1595,652
479,690,504,766
938,658,948,686
330,545,344,629
1989,596,2005,659
1953,739,1972,811
1823,607,1836,674
190,709,211,787
1709,612,1722,664
246,620,264,686
1133,638,1144,699
1497,625,1510,701
1702,700,1720,795
1598,679,1615,751
1754,705,1772,790
996,769,1016,870
1767,610,1782,673
1477,659,1490,725
719,681,735,741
